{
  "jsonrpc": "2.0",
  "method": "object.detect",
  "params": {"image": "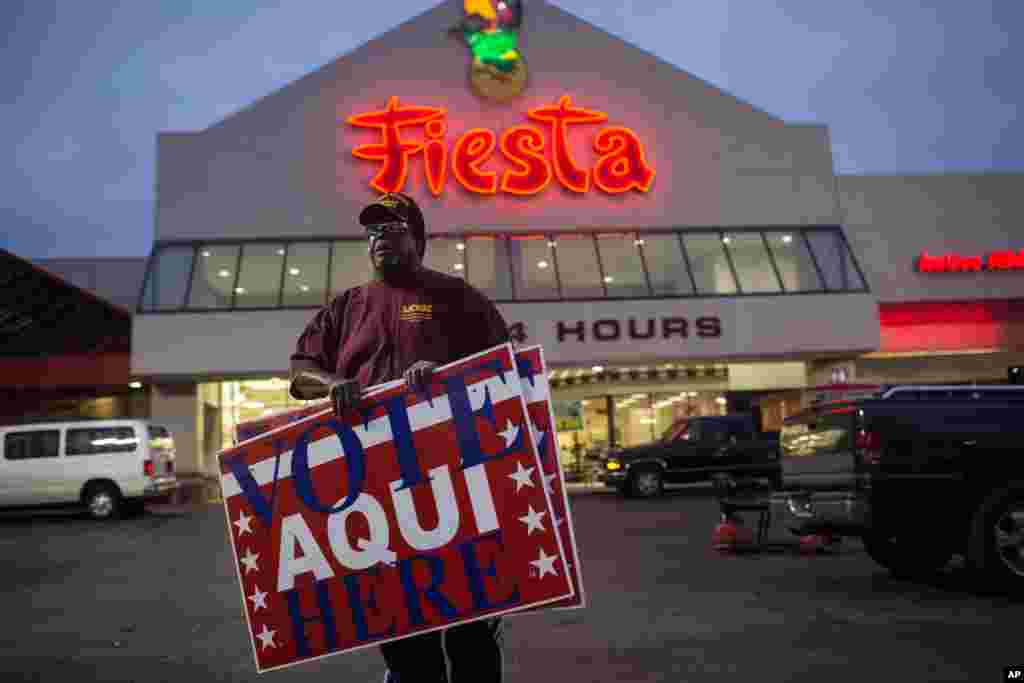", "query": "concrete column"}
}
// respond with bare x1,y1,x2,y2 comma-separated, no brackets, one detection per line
150,382,203,476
